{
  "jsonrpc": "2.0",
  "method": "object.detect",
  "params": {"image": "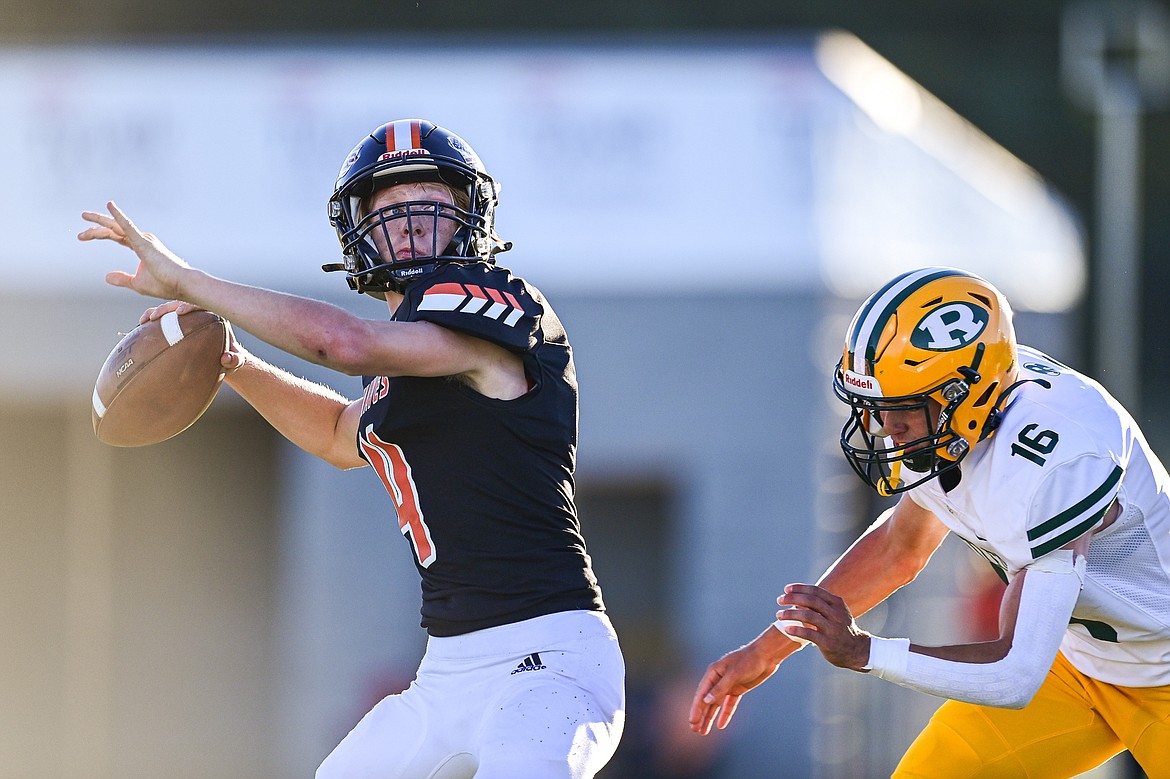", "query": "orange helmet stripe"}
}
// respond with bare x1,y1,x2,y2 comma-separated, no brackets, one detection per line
386,119,423,153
